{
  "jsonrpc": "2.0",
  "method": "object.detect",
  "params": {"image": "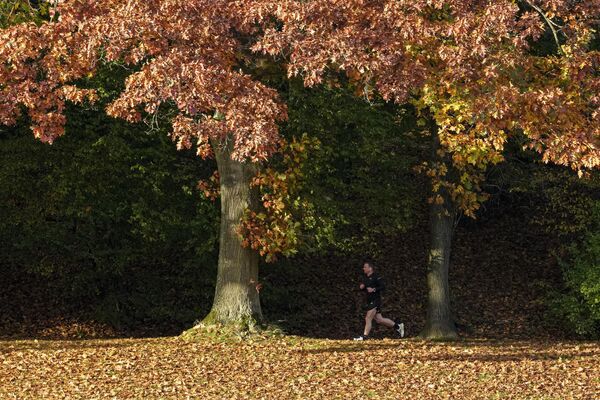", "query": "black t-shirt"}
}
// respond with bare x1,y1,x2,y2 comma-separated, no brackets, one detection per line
361,272,385,302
